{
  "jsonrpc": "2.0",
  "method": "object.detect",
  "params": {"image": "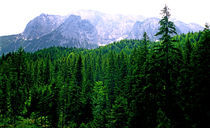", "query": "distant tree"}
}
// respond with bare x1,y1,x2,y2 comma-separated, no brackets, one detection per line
204,23,209,30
